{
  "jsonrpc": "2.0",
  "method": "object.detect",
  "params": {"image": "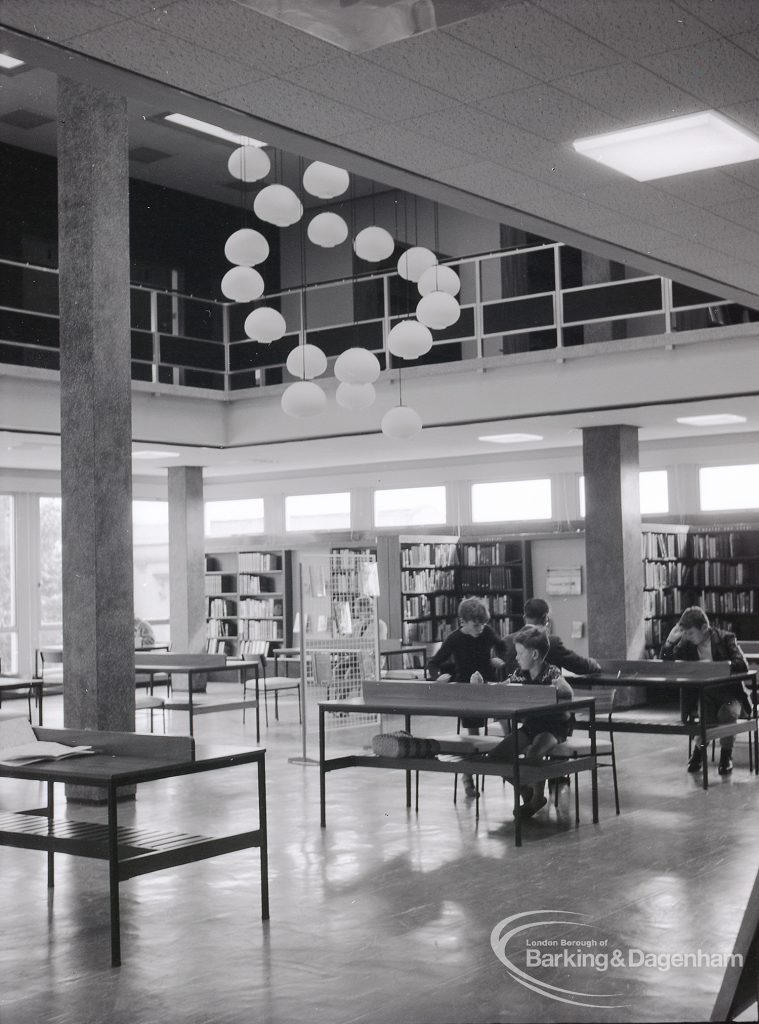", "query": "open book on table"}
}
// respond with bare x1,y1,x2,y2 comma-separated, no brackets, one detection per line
0,716,95,767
